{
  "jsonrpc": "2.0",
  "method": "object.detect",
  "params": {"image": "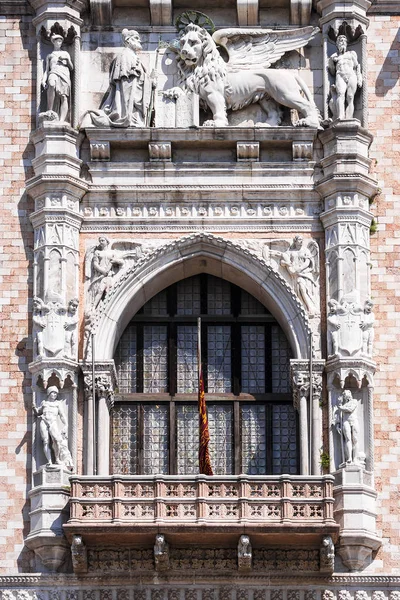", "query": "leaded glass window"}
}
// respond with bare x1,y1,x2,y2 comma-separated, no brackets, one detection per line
113,275,298,476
